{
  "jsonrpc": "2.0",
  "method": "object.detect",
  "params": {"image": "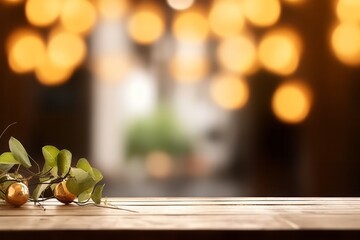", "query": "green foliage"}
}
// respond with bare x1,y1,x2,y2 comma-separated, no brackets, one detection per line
0,136,105,205
125,107,192,160
9,137,31,168
66,158,104,202
0,152,19,174
92,184,105,204
57,149,72,177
